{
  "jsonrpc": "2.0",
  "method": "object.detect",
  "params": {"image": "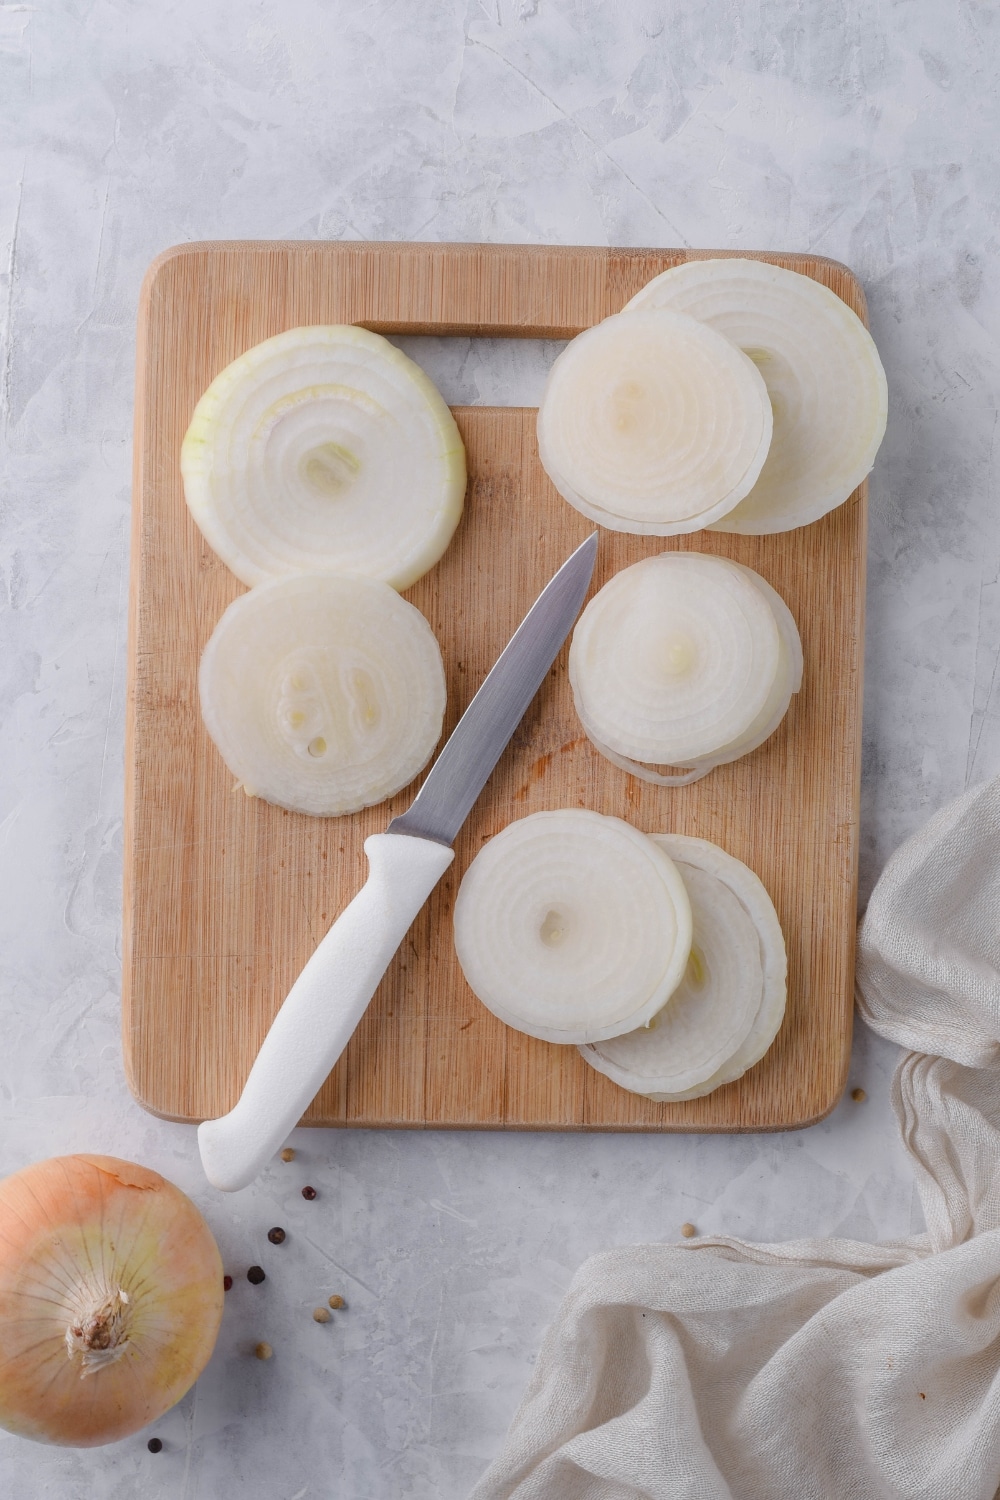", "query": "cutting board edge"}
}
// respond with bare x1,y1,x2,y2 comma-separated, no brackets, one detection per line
137,239,867,338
